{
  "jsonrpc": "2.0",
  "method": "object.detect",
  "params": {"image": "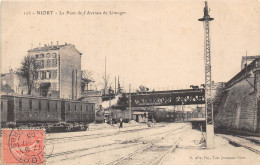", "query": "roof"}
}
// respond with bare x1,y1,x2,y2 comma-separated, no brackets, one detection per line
28,45,65,52
1,94,94,104
28,43,82,55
